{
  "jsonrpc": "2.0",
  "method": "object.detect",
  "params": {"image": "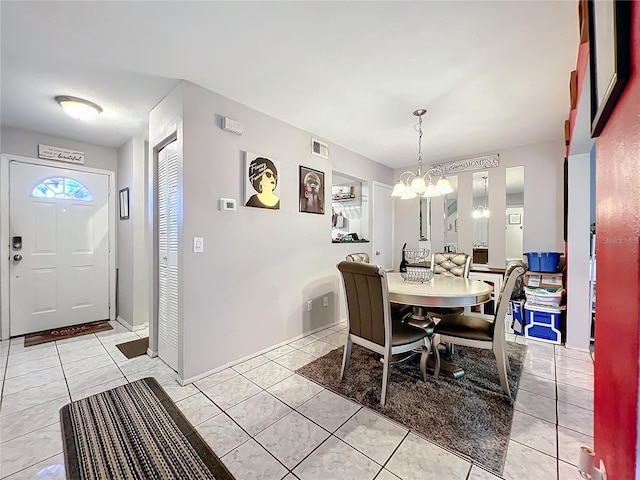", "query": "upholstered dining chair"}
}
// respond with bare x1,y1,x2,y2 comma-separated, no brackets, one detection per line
345,252,370,263
431,252,472,278
430,262,526,398
345,252,412,321
406,252,472,331
337,260,430,406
